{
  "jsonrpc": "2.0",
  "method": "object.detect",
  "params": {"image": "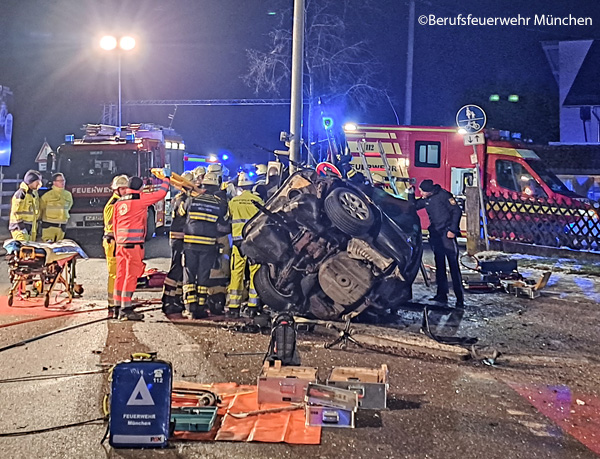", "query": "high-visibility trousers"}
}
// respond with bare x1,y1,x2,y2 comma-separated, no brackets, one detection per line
227,245,260,310
114,244,146,311
162,238,184,305
42,226,65,242
183,246,217,312
103,238,117,307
